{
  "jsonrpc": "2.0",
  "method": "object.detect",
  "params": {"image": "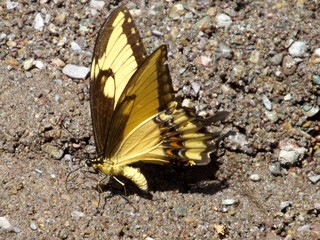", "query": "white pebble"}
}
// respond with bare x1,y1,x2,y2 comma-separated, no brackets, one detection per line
34,13,45,31
289,41,307,57
250,174,261,182
34,60,45,69
199,55,212,67
23,58,34,71
0,216,12,230
6,0,19,9
278,147,307,165
90,0,105,10
182,98,193,108
71,210,85,220
191,82,200,94
222,199,236,206
314,48,320,57
216,13,232,28
71,41,82,51
62,64,89,79
283,93,292,101
30,221,37,230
